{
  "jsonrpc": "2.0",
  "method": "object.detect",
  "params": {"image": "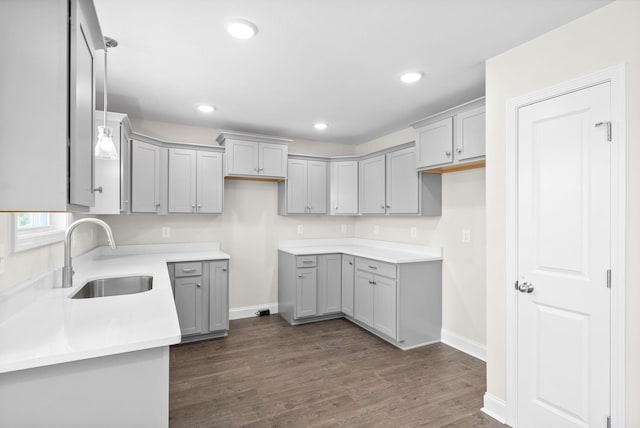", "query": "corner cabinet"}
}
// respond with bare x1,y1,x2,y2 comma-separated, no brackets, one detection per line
168,260,229,343
217,133,290,180
168,148,223,214
359,147,442,216
278,158,327,215
412,98,486,172
278,252,343,324
0,0,104,211
330,161,359,215
131,140,166,214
